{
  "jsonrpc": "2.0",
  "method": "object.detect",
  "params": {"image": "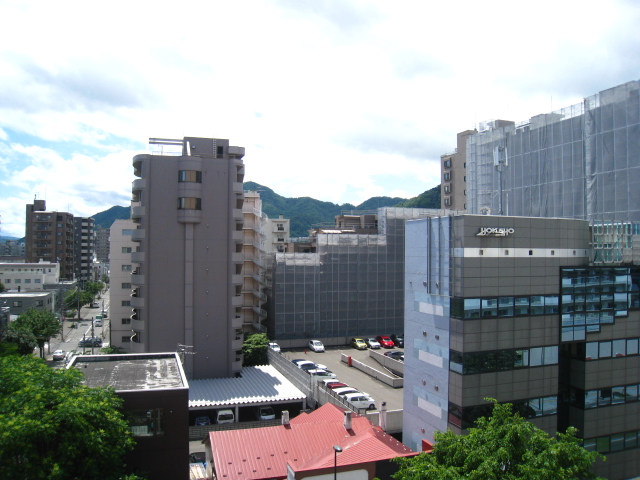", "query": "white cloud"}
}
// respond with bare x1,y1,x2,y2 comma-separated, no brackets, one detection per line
0,0,638,237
